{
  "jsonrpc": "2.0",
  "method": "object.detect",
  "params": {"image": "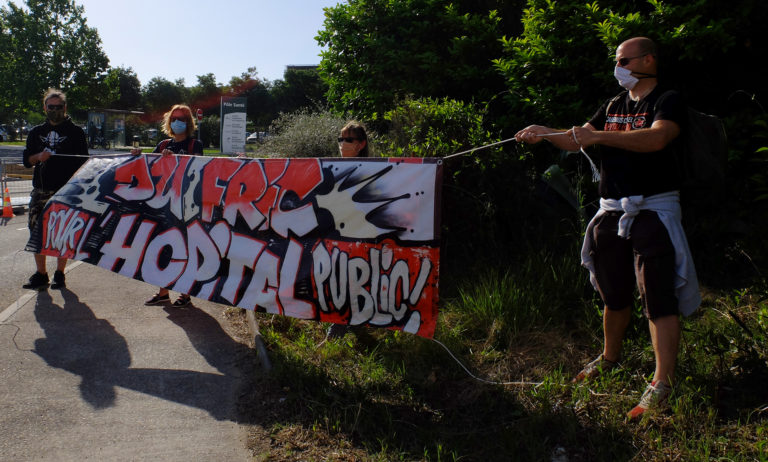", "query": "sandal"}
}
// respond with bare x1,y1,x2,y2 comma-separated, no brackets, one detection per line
173,294,191,307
